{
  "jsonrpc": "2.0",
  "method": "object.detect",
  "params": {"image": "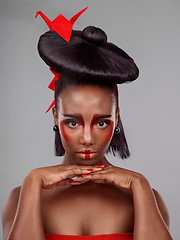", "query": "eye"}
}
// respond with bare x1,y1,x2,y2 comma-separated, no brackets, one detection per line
68,121,79,128
96,120,111,129
63,119,80,128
